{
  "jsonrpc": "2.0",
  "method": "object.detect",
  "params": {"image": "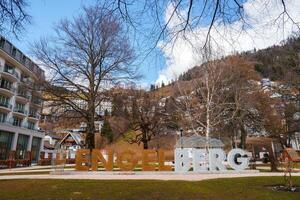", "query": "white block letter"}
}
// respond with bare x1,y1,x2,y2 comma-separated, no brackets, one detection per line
227,148,249,171
175,148,190,172
192,148,209,172
209,148,227,171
